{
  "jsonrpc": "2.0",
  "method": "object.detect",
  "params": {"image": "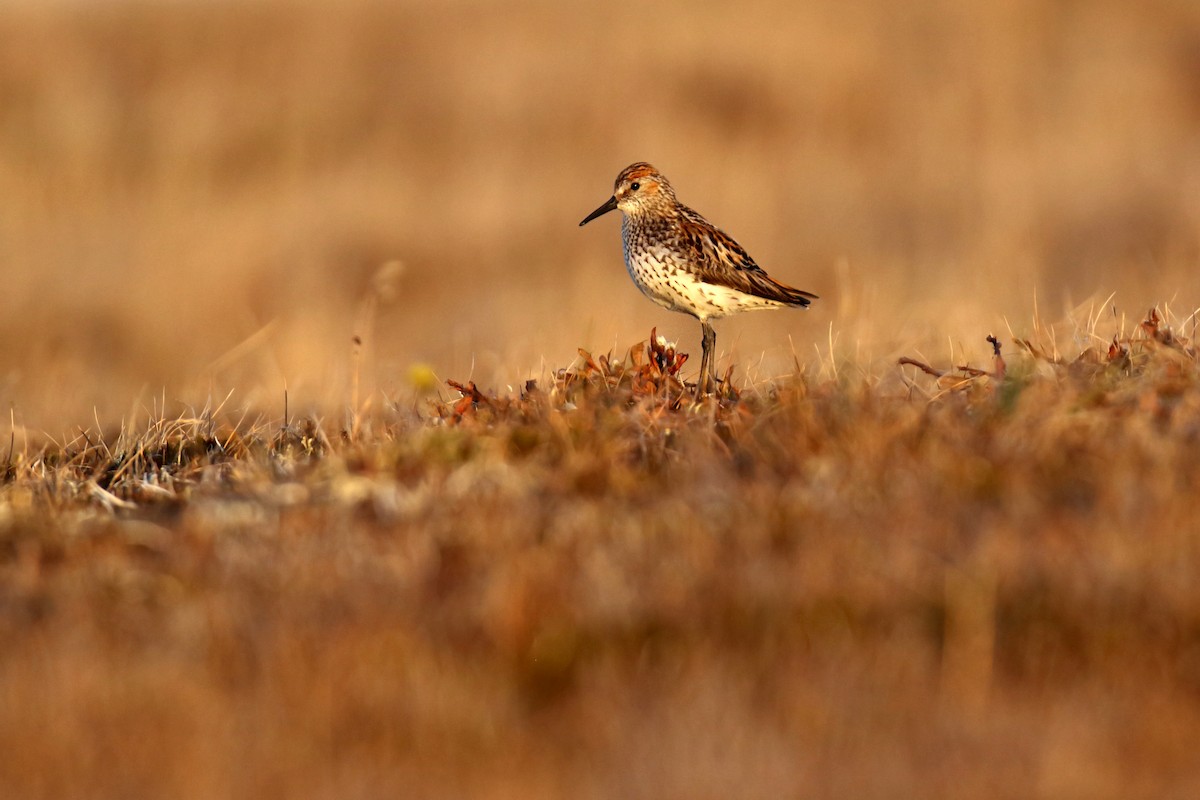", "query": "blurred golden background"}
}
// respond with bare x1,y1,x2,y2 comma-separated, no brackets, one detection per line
2,0,1198,431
